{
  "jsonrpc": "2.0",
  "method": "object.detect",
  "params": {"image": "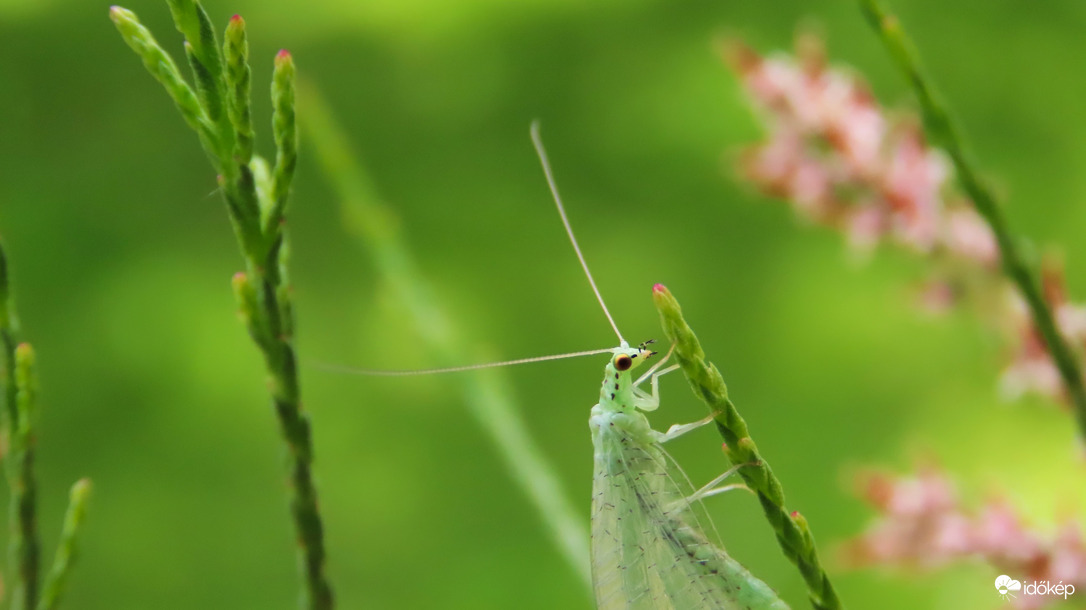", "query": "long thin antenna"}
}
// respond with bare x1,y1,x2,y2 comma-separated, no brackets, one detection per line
530,121,625,345
313,347,617,376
